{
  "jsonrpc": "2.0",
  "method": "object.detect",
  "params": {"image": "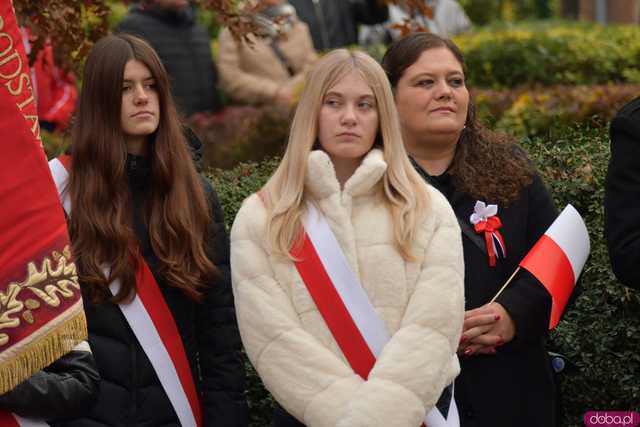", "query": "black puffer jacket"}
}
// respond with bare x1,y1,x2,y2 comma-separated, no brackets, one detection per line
116,4,222,116
59,155,248,427
0,343,99,423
